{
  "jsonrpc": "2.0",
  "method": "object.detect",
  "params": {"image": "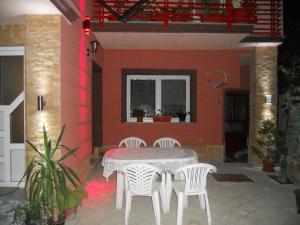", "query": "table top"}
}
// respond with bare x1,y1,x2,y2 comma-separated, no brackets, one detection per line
102,147,198,178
